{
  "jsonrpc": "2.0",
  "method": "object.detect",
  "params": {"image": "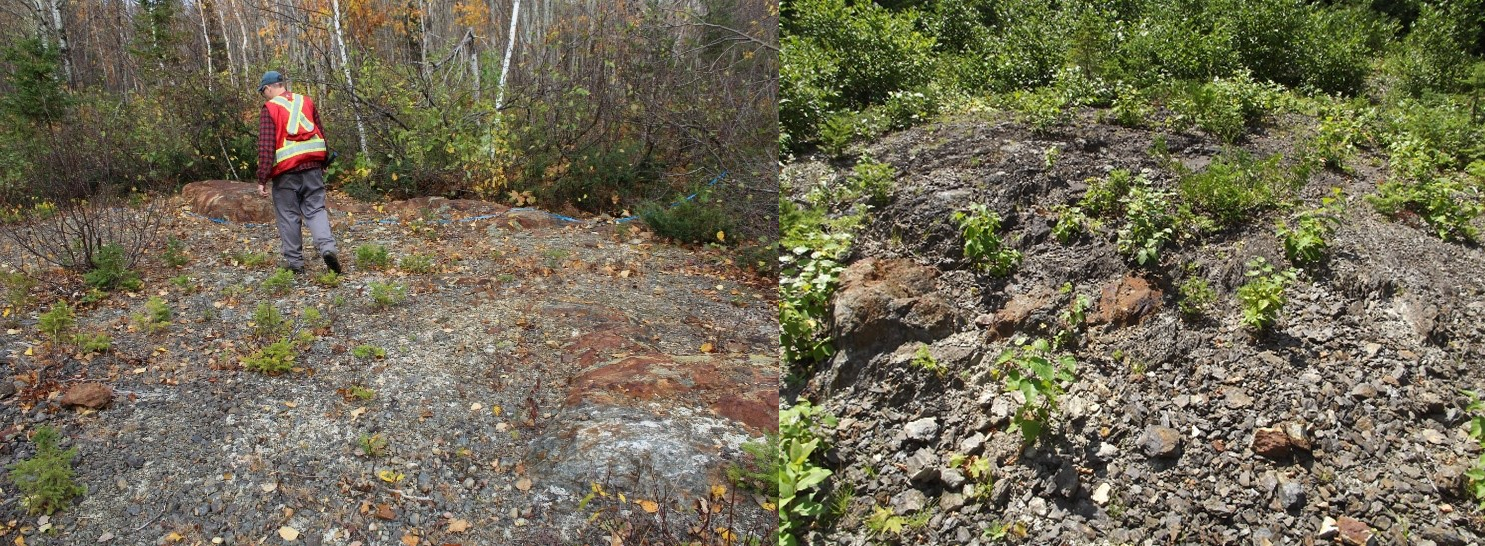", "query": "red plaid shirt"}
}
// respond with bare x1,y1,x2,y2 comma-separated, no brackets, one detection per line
256,91,327,185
